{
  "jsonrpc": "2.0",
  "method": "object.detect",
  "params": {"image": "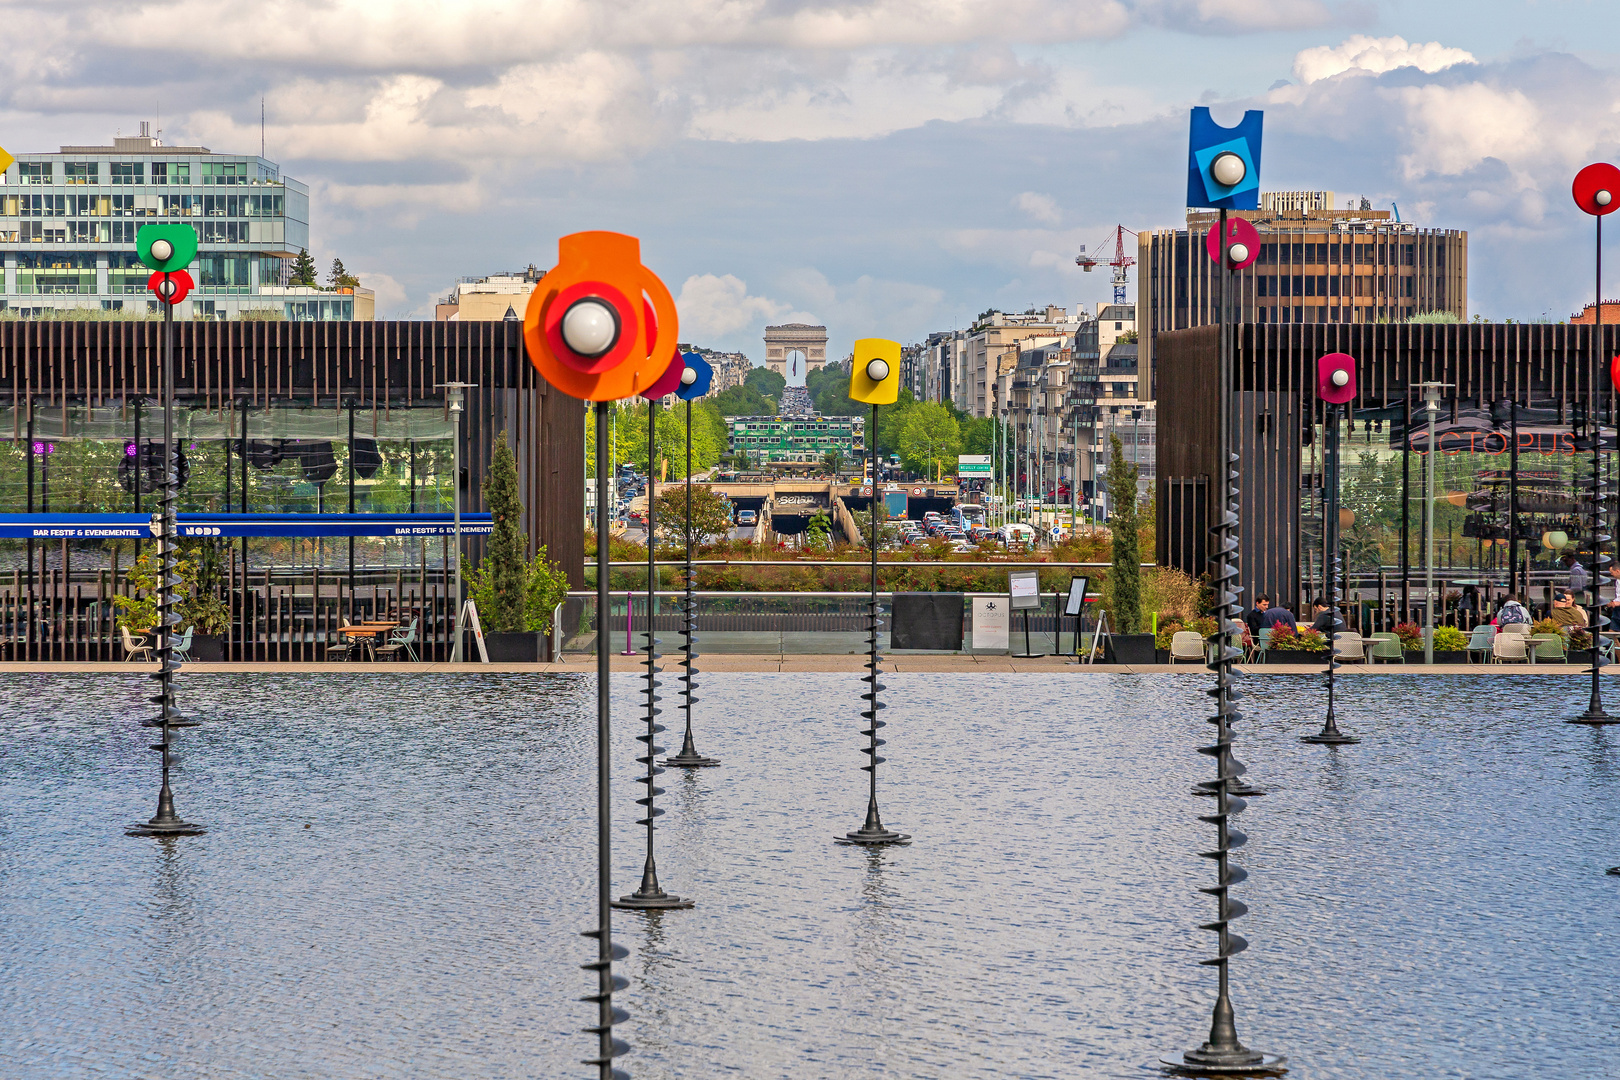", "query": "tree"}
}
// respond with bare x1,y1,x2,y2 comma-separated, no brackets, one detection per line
712,384,773,416
822,449,843,475
744,366,786,401
897,402,962,479
289,248,318,286
805,509,832,549
655,483,736,548
1106,432,1142,634
474,431,528,632
328,257,360,290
